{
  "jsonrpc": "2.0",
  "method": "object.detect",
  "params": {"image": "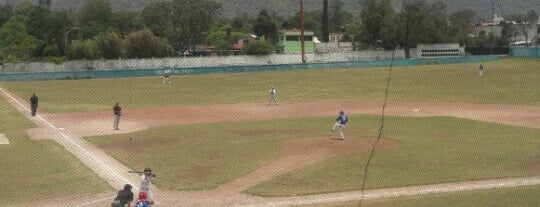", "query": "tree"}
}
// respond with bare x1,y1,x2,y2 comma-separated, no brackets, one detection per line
112,11,145,37
78,0,113,39
398,0,447,57
95,31,121,59
141,1,174,39
360,0,395,46
206,23,248,50
0,2,13,27
252,9,277,45
67,39,99,60
123,28,173,58
321,0,329,42
141,0,221,53
329,0,352,33
448,9,476,45
38,0,51,9
287,10,322,37
170,0,222,53
0,17,38,62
